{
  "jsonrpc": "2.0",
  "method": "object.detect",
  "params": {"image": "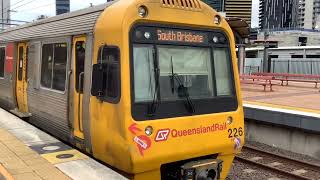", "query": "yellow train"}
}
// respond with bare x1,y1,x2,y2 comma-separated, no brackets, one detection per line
0,0,246,179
